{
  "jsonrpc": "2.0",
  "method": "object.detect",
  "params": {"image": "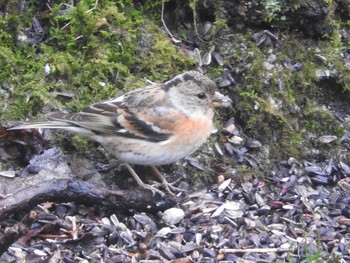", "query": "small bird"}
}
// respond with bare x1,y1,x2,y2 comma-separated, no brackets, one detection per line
10,71,232,195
